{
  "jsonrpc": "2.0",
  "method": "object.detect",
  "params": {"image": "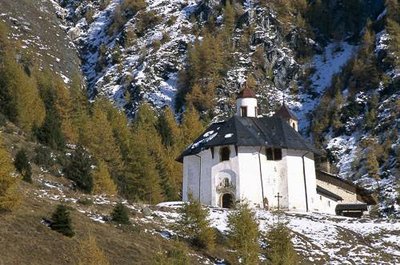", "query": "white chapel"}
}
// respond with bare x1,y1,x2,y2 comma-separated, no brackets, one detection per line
178,85,375,216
